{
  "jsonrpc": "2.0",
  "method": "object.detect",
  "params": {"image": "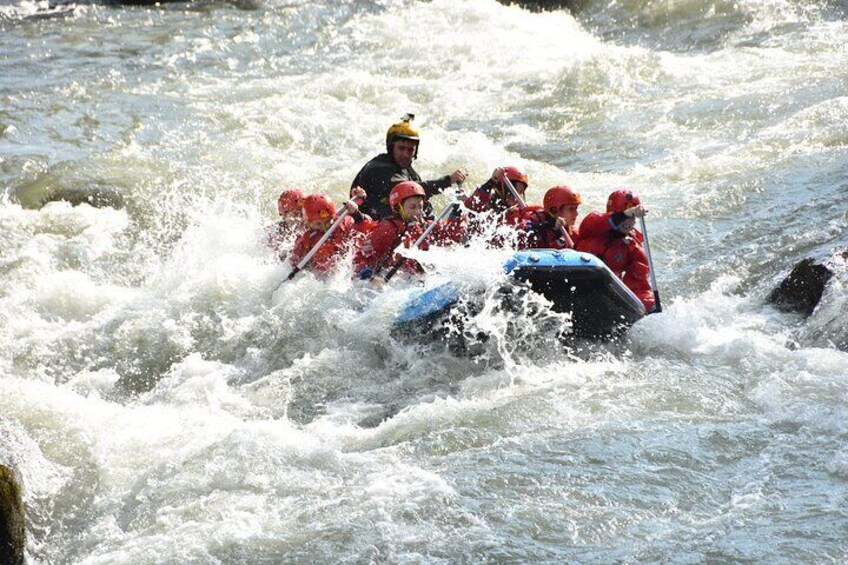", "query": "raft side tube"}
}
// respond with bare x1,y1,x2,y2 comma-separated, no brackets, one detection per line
392,249,646,343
